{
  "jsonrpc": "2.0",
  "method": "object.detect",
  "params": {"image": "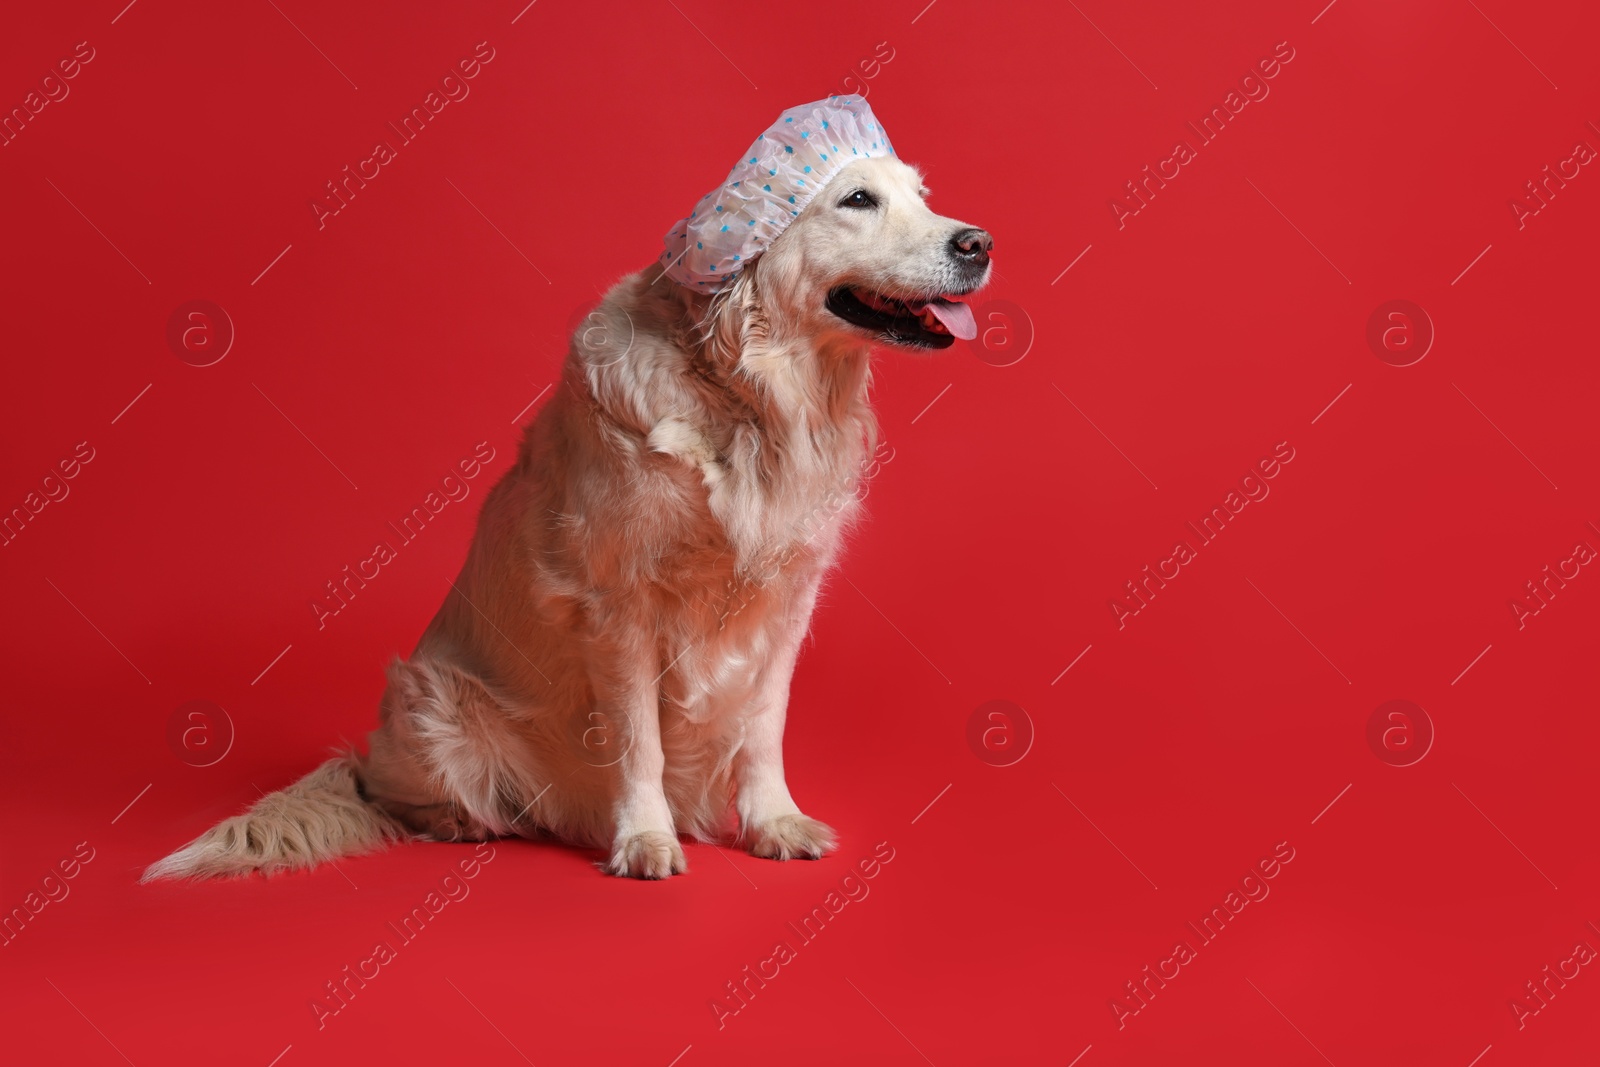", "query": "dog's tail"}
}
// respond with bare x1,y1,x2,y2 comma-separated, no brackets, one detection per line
141,753,407,882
